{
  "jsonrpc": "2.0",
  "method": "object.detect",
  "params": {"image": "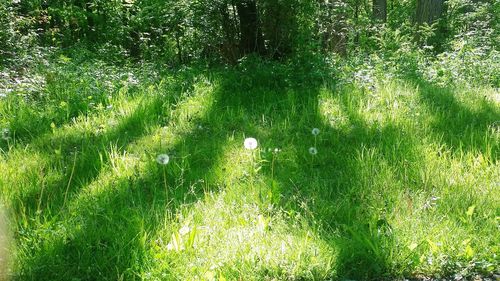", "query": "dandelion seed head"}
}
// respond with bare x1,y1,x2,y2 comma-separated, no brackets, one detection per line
156,154,170,165
244,138,258,150
179,225,190,236
1,128,10,140
312,128,320,136
309,147,318,155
